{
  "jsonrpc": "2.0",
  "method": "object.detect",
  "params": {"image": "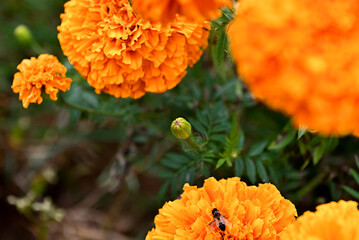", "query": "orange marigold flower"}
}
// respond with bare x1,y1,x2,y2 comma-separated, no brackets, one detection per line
281,200,359,239
57,0,209,99
146,177,297,240
12,54,72,108
228,0,359,136
131,0,233,23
